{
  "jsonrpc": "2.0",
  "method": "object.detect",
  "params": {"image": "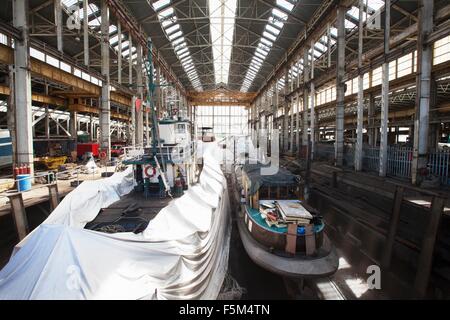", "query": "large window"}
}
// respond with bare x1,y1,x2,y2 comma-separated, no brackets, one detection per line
196,106,249,139
434,36,450,65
